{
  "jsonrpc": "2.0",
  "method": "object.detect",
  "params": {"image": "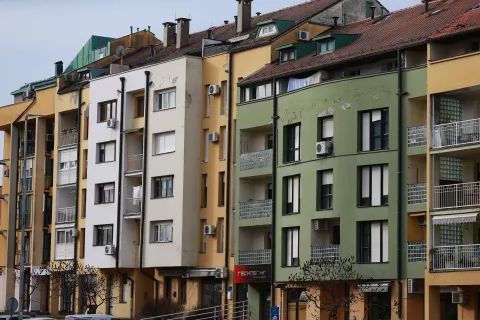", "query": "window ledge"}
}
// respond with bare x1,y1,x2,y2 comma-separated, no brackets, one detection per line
357,149,391,154
282,212,301,216
357,262,389,265
357,205,389,209
153,151,175,156
429,50,480,65
317,208,333,212
153,107,177,113
282,265,300,268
